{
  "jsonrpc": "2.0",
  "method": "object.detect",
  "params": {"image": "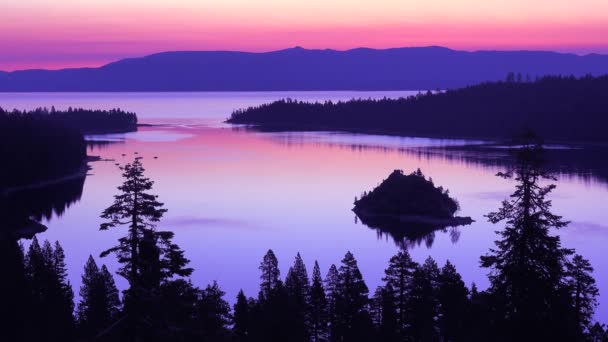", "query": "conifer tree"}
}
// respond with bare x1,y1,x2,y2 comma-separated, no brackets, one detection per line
481,135,574,340
566,254,599,337
407,259,440,342
438,260,468,342
25,238,75,341
382,250,418,336
99,157,192,339
371,285,399,342
197,281,232,340
310,261,329,342
285,252,311,342
335,251,372,342
325,264,341,342
259,249,281,301
100,264,121,318
77,256,122,337
256,249,289,342
233,290,250,341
